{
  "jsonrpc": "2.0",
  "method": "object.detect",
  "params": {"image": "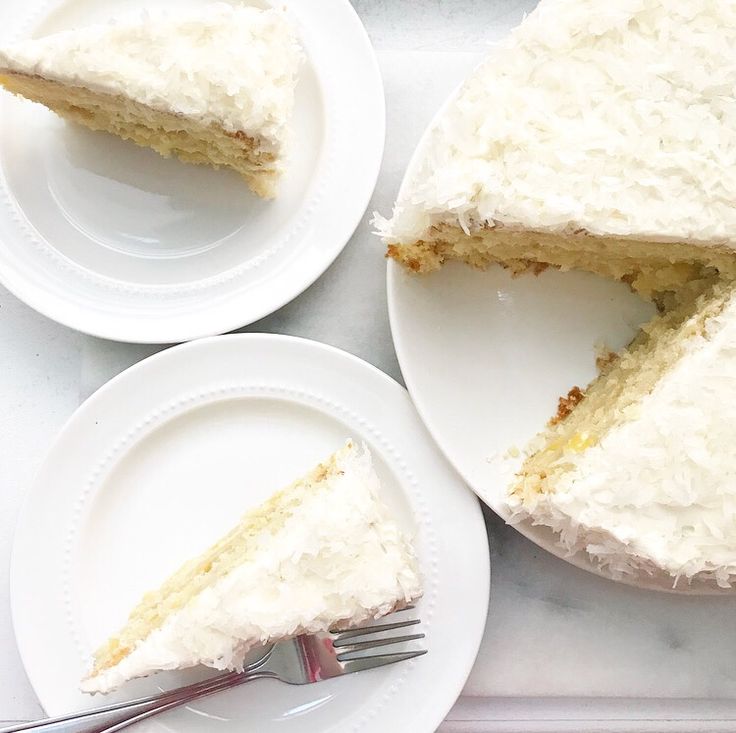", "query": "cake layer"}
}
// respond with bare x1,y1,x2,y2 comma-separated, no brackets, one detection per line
0,71,277,196
387,224,736,299
82,441,421,694
508,279,736,587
